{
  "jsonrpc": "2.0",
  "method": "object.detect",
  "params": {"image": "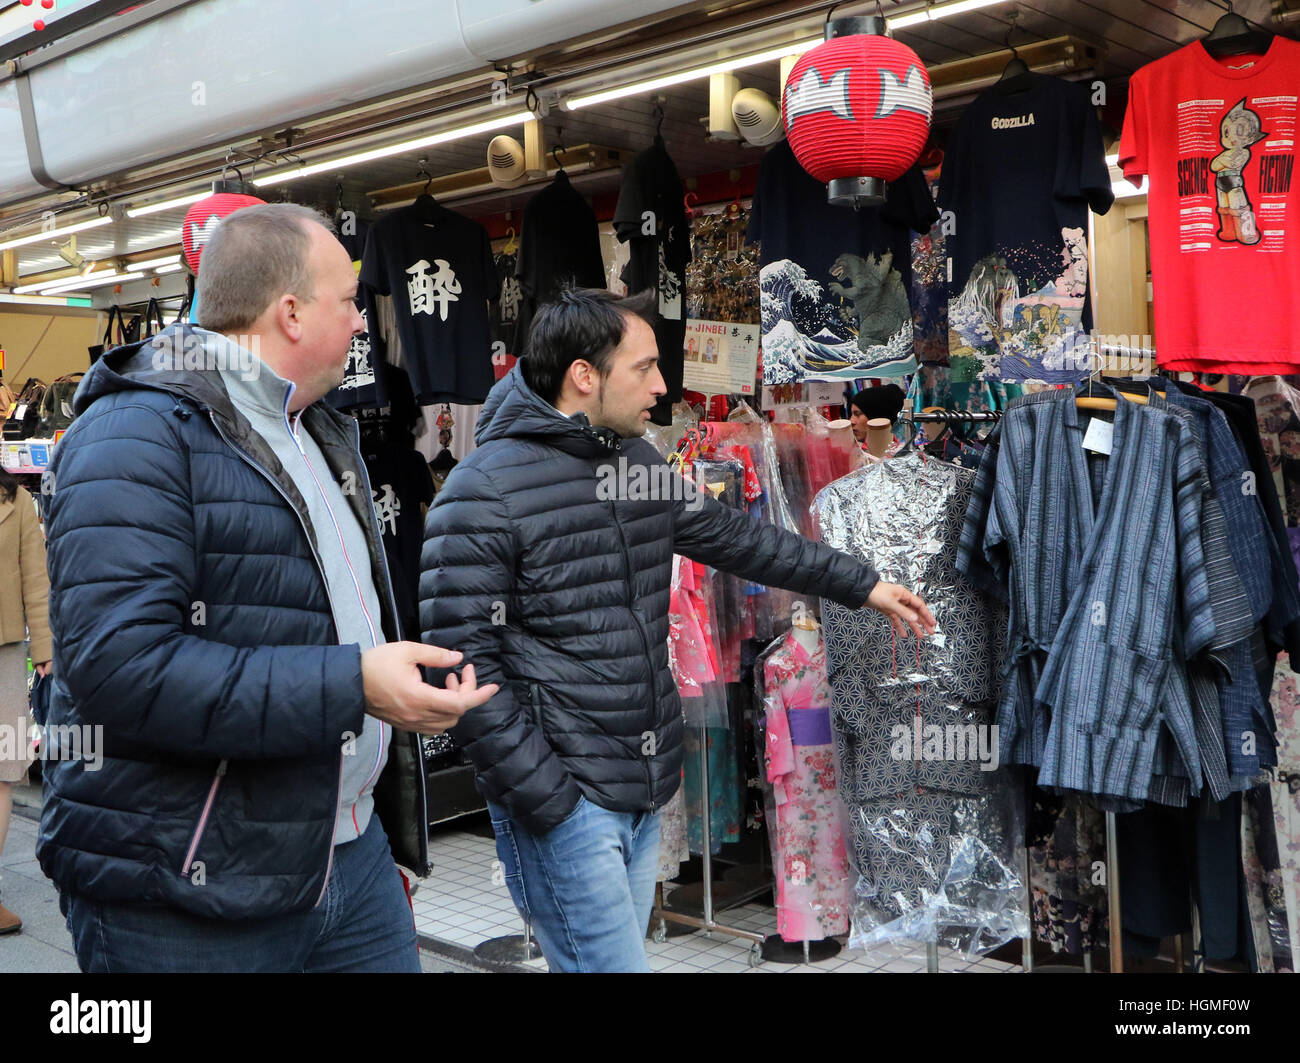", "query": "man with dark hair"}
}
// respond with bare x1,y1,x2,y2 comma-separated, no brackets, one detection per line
848,384,906,446
40,203,495,972
420,287,934,972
